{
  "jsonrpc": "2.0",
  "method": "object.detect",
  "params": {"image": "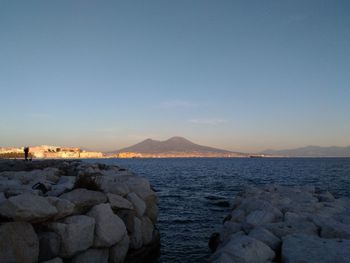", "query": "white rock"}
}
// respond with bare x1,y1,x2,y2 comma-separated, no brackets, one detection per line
86,203,127,247
264,220,318,238
41,257,63,263
107,193,133,210
109,234,130,263
0,193,57,221
313,216,350,239
47,196,75,219
48,215,95,258
210,235,275,263
145,201,159,224
141,216,154,245
282,234,350,263
248,227,281,251
219,221,242,242
38,231,60,261
230,209,246,223
129,216,143,250
127,192,146,217
71,248,109,263
245,210,277,227
0,222,39,263
60,188,107,213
